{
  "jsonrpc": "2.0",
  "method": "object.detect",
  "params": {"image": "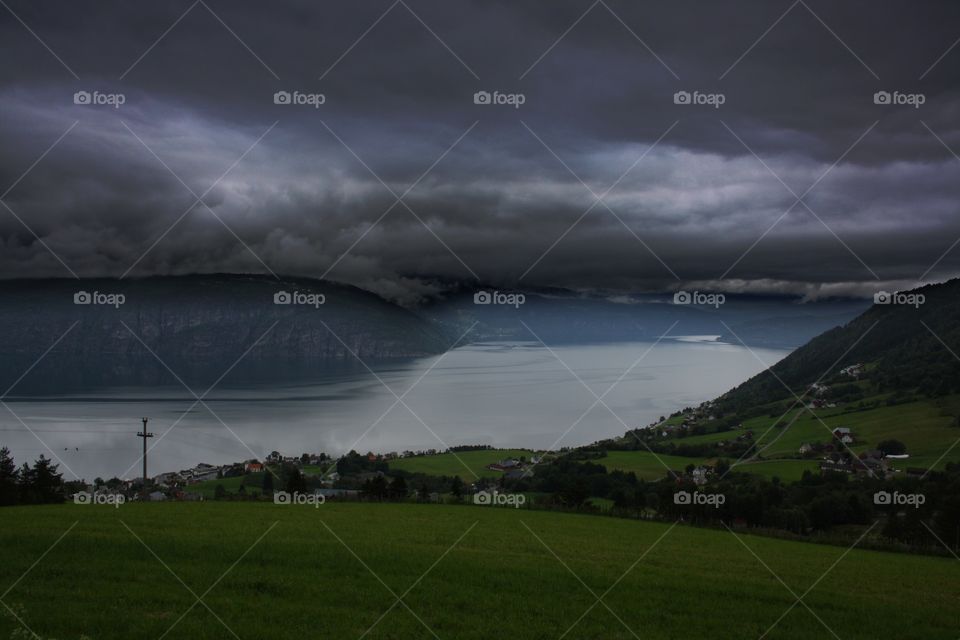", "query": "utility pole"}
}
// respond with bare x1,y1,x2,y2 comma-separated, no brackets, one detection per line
137,418,153,498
